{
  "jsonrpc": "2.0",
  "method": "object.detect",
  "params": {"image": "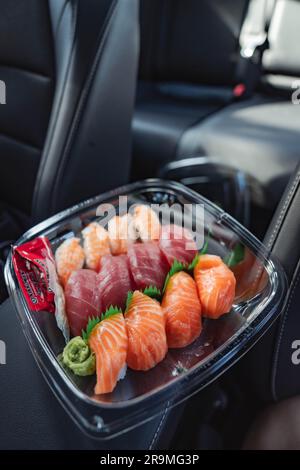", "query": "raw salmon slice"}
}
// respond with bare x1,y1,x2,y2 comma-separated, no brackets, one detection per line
55,238,85,287
162,271,202,348
89,312,128,395
194,255,236,319
160,224,197,268
82,222,110,271
132,205,161,241
108,214,135,255
125,291,167,371
65,269,101,337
